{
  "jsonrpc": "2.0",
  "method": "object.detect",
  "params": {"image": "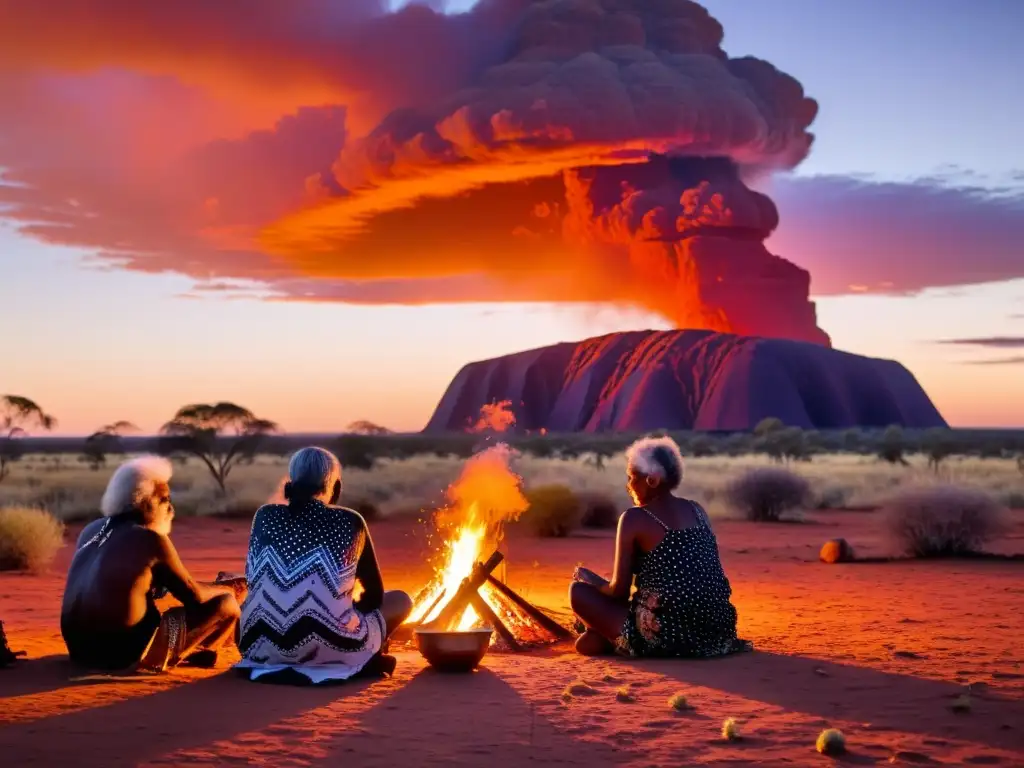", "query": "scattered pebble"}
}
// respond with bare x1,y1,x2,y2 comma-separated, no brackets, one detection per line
893,650,926,660
721,717,741,741
615,686,636,703
819,538,855,563
950,694,972,713
888,750,933,764
816,728,846,756
562,680,598,702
